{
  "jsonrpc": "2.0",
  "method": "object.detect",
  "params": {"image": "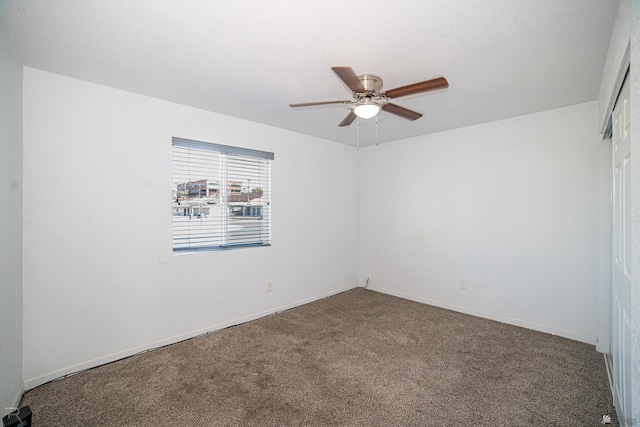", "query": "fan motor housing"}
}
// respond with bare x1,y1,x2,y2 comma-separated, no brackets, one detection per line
358,74,383,93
